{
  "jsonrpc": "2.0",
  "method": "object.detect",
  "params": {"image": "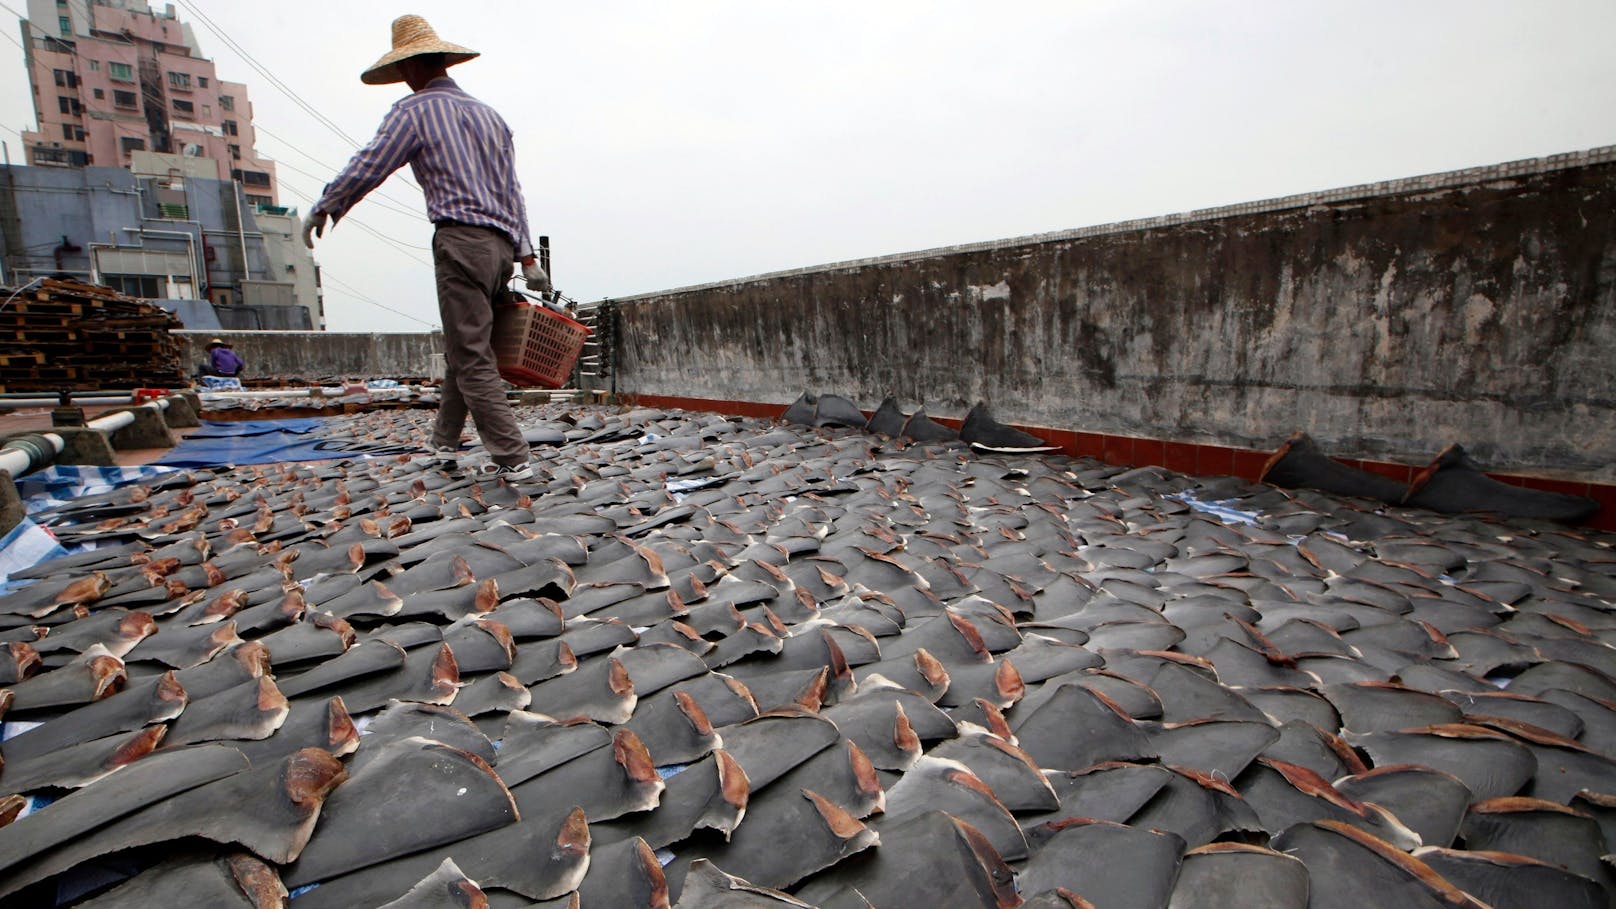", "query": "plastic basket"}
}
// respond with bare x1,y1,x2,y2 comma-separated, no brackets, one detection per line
492,298,590,388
